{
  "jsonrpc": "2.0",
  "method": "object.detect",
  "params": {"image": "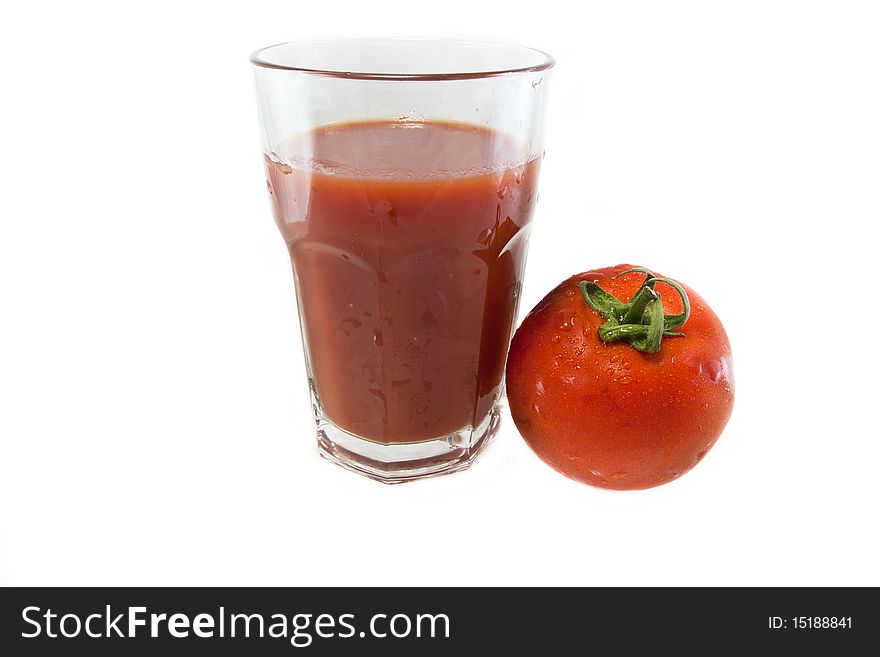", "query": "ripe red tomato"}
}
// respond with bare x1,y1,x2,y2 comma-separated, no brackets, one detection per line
506,264,734,490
